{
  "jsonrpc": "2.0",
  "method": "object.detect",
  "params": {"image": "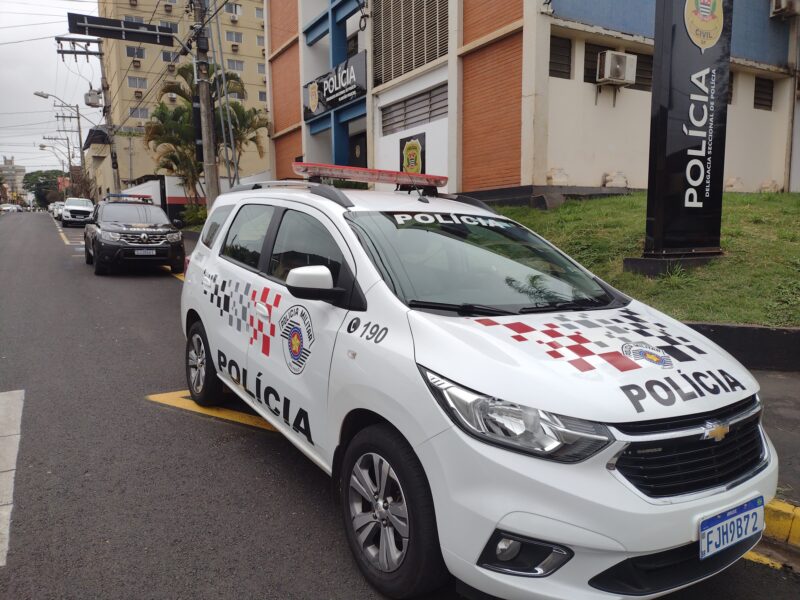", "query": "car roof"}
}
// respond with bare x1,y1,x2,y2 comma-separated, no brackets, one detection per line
212,184,499,219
